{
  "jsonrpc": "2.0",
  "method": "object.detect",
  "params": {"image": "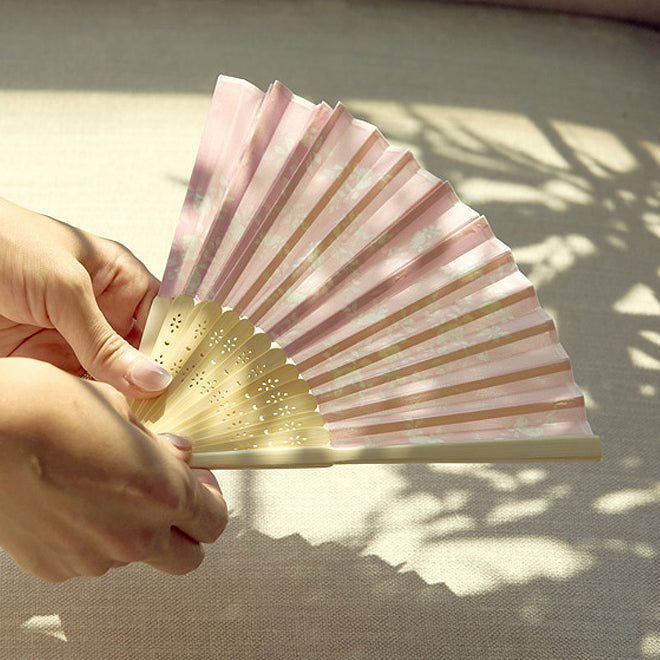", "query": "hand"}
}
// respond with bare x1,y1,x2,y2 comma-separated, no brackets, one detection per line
0,358,228,582
0,197,169,398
